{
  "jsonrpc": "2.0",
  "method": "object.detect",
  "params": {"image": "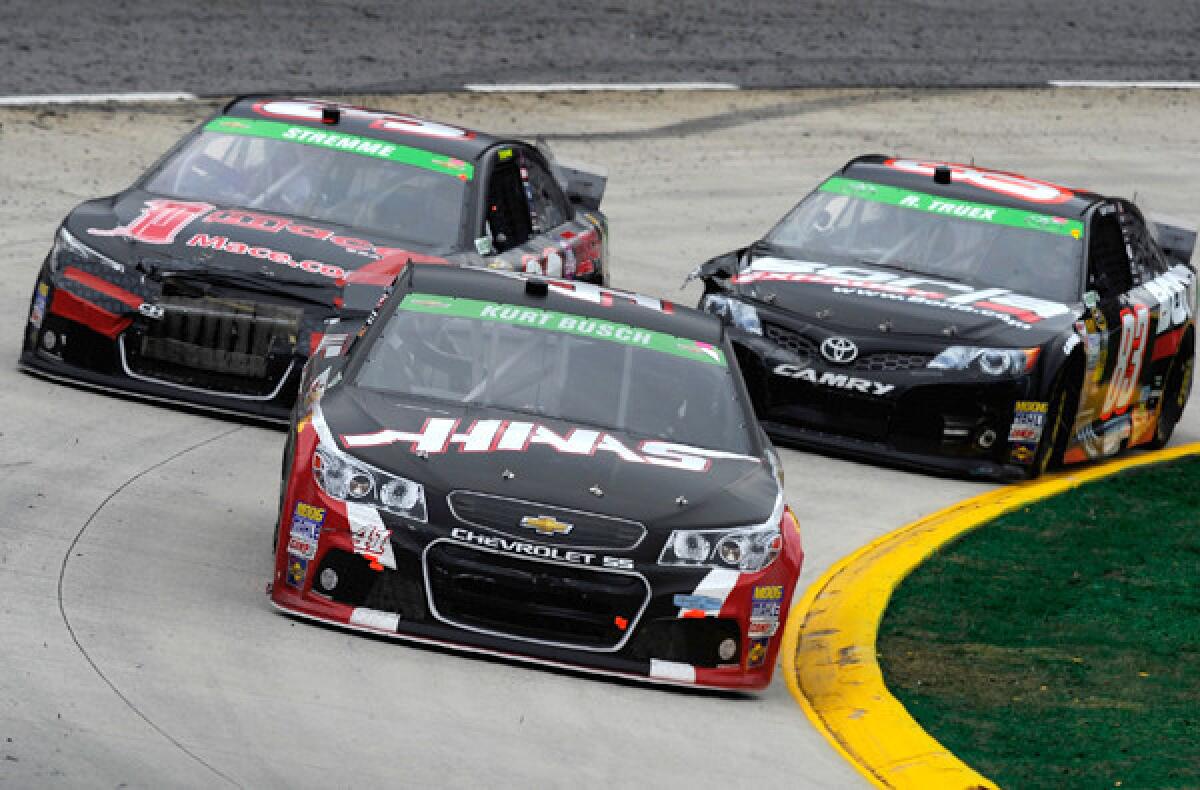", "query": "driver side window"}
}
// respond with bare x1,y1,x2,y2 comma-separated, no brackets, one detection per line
1086,204,1133,299
484,152,533,253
